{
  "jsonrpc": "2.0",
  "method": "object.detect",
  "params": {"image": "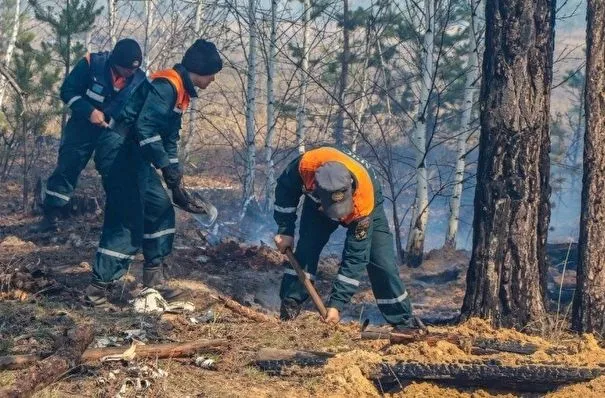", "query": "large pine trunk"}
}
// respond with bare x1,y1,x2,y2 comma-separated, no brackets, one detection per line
461,0,554,328
572,0,605,334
